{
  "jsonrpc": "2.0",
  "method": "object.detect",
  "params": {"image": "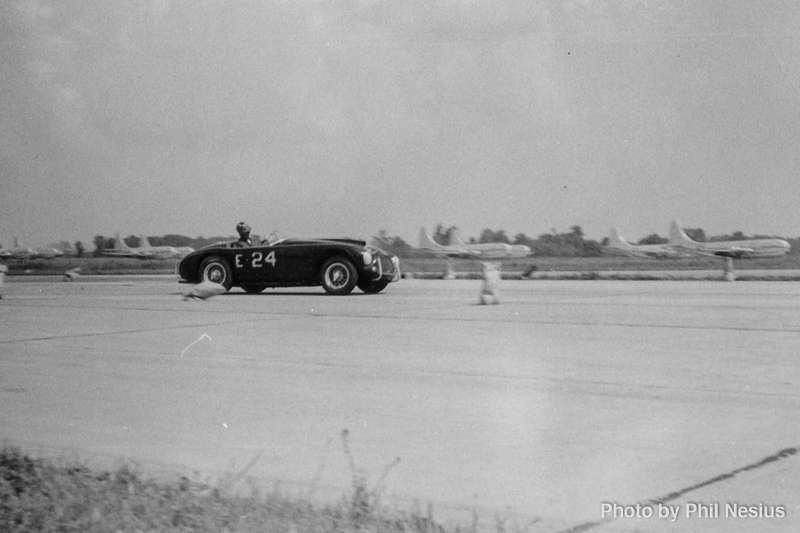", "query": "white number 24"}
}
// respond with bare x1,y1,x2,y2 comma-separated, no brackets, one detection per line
252,251,276,268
